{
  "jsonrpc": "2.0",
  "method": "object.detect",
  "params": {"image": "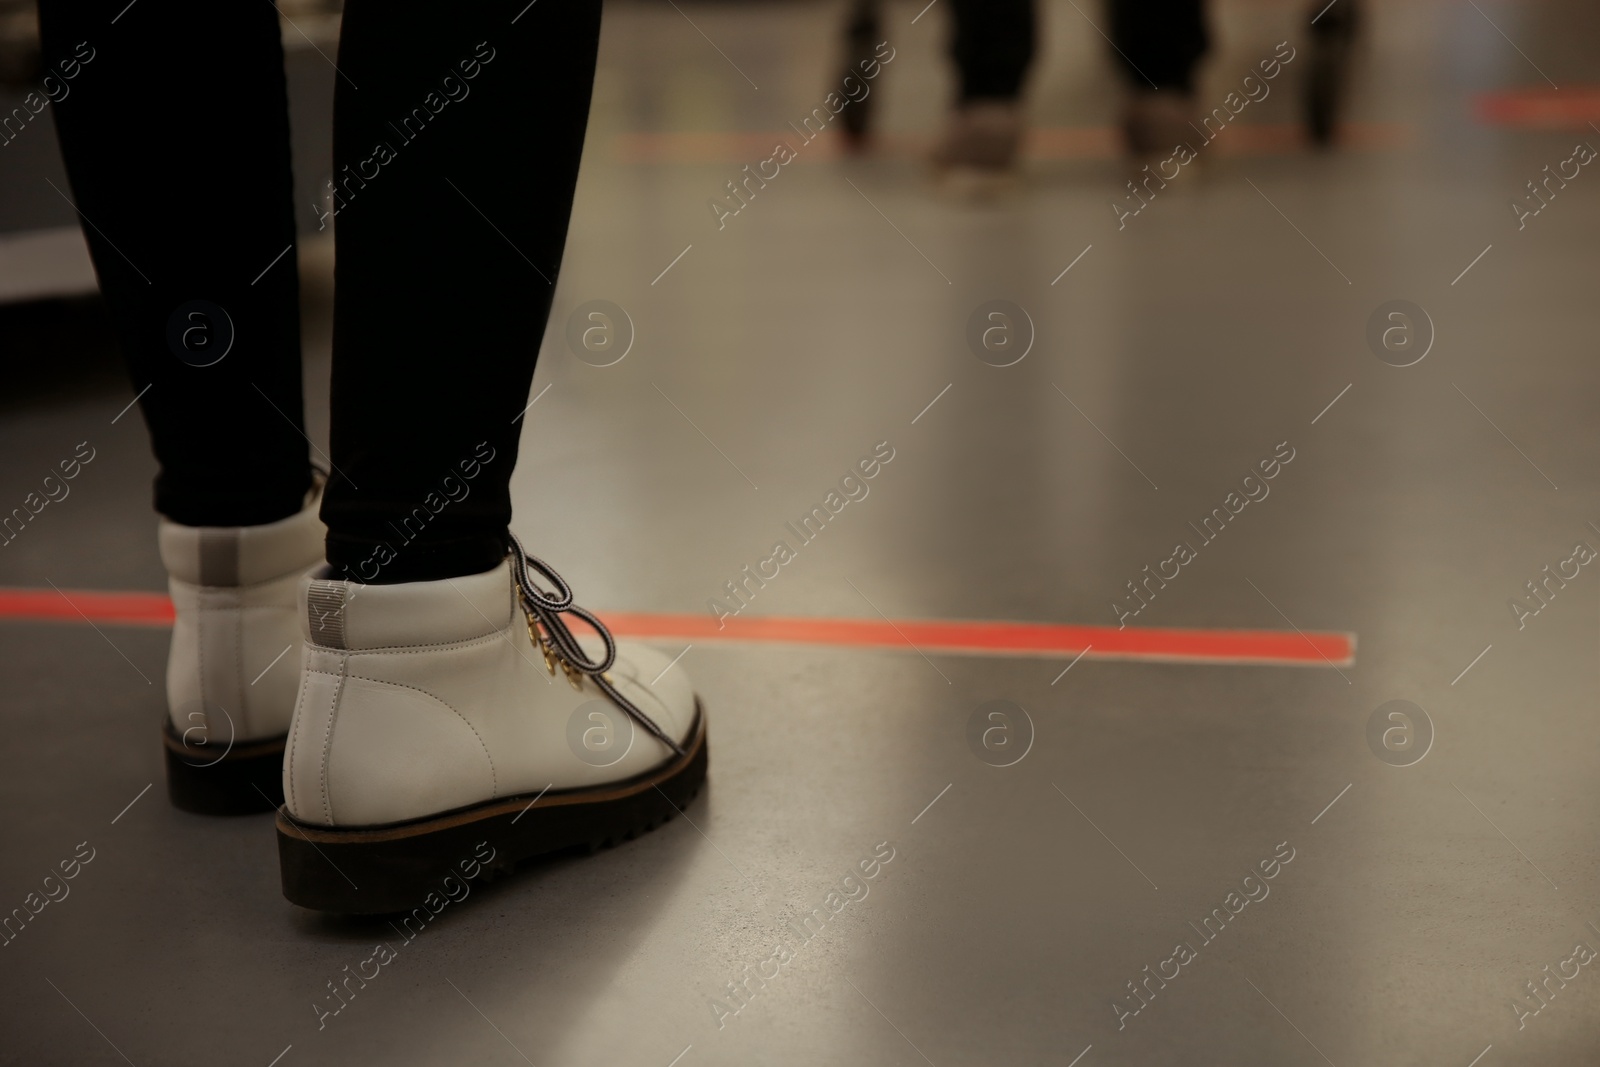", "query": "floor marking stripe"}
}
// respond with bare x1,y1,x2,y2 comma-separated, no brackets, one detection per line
611,122,1412,165
0,588,176,625
1475,87,1600,128
0,588,1355,667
